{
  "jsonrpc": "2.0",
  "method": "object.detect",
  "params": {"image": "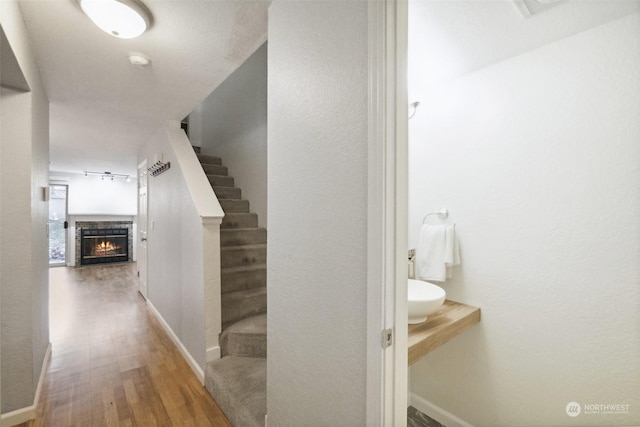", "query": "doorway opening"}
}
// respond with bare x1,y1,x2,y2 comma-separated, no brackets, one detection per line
48,184,68,266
